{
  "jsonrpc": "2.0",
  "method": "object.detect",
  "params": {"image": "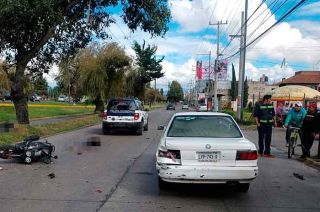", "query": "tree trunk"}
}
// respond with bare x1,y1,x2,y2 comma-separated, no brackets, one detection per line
11,62,29,124
94,95,104,114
